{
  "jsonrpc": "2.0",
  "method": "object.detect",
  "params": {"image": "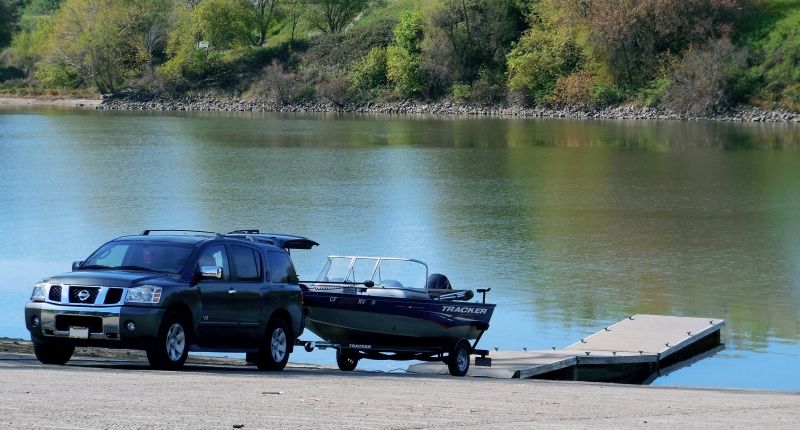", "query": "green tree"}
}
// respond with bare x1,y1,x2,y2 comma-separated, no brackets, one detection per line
26,0,173,92
309,0,367,33
249,0,282,47
386,10,424,97
424,0,523,84
0,0,22,48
